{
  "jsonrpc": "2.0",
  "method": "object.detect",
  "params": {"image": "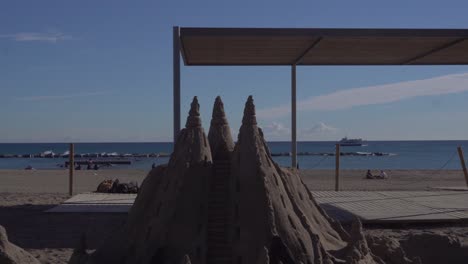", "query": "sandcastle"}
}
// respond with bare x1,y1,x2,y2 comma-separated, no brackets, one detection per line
70,96,381,264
